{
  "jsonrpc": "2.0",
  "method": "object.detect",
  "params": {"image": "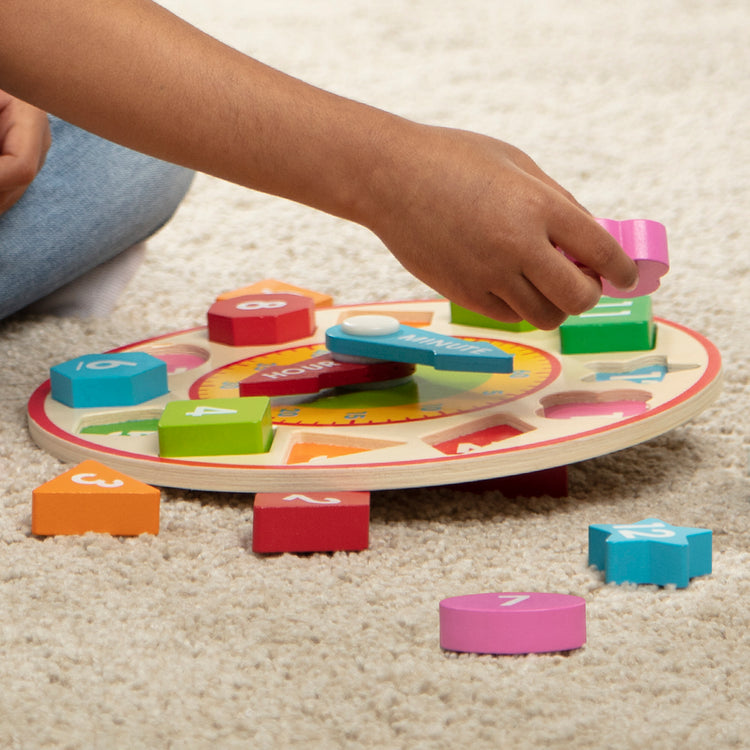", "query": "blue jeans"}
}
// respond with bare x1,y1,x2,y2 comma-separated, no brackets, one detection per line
0,116,194,319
